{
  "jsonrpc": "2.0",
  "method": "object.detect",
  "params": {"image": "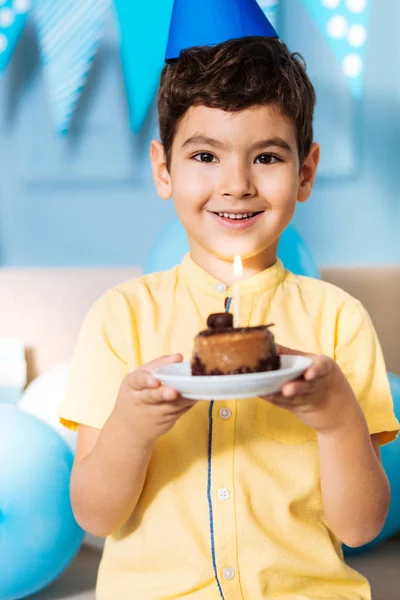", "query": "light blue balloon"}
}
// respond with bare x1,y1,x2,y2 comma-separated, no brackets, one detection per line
344,372,400,555
277,223,321,279
0,406,84,600
144,218,320,279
